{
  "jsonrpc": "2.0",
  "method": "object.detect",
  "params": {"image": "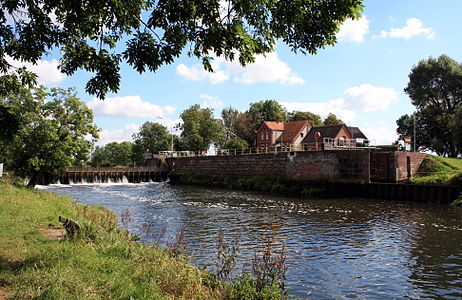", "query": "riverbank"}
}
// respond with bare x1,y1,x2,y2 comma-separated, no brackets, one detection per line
0,181,223,299
0,181,287,299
